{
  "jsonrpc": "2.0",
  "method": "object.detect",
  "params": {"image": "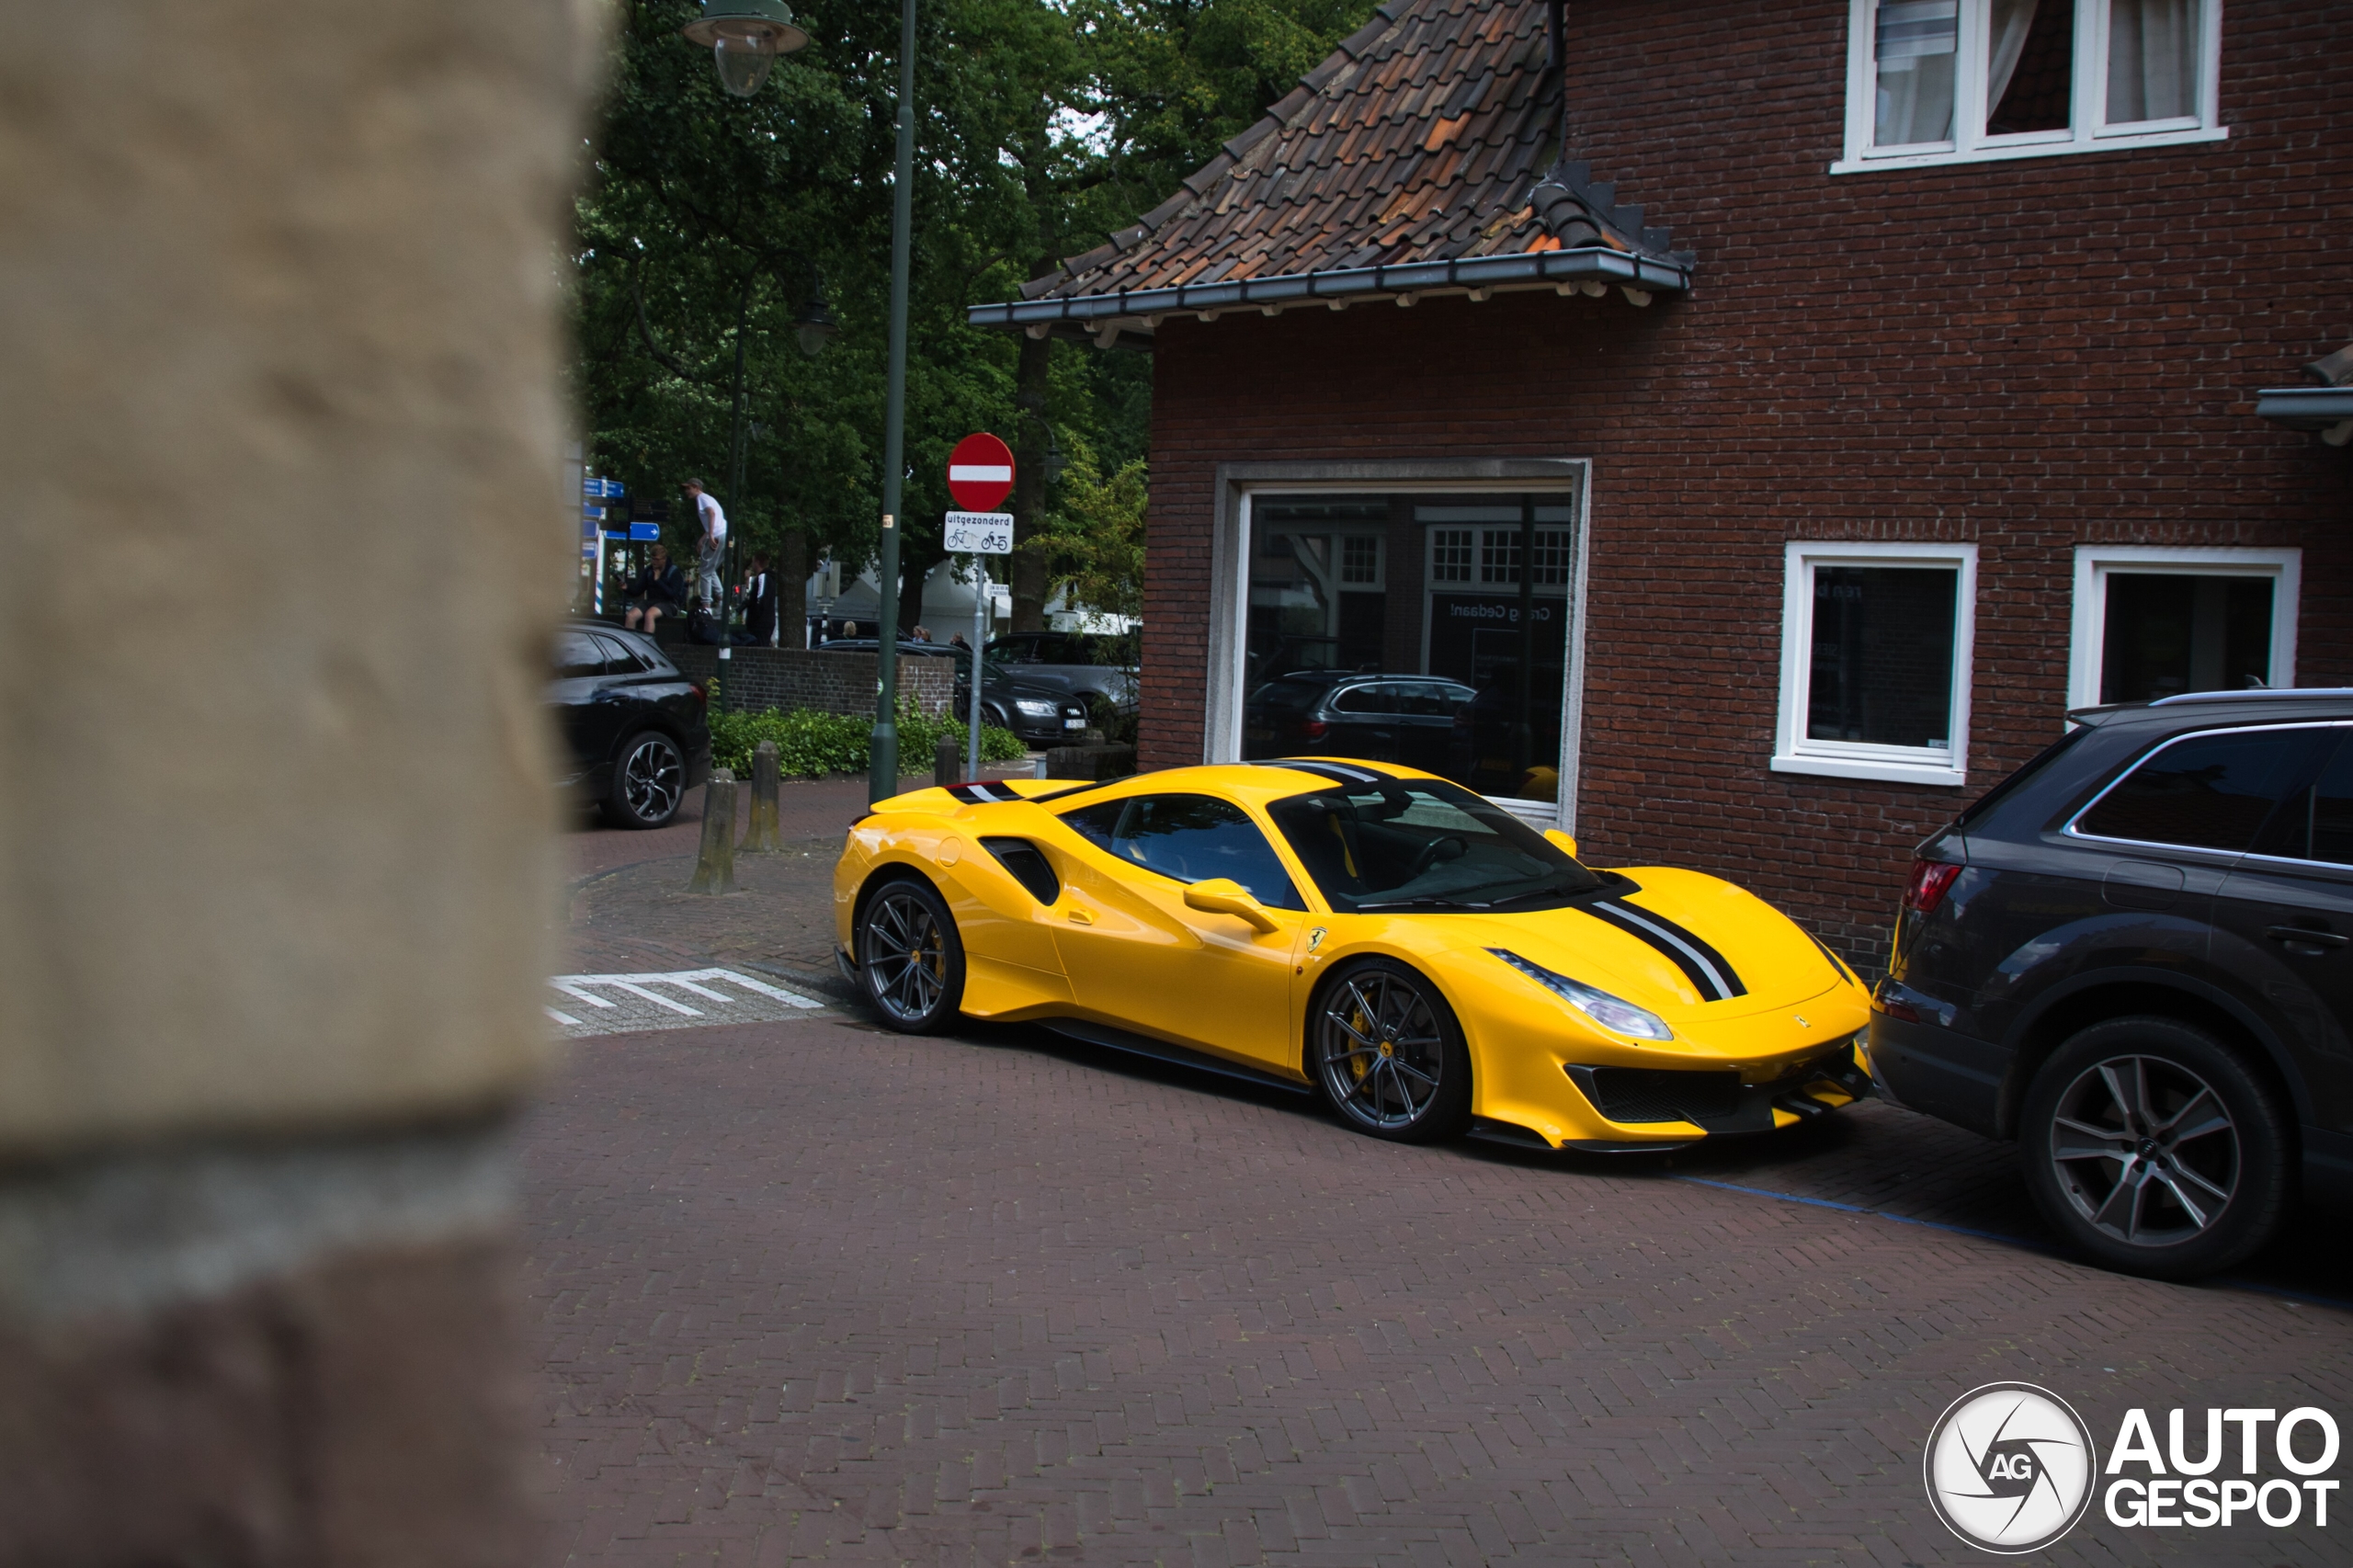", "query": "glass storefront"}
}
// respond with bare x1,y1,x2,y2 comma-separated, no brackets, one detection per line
1239,492,1580,810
